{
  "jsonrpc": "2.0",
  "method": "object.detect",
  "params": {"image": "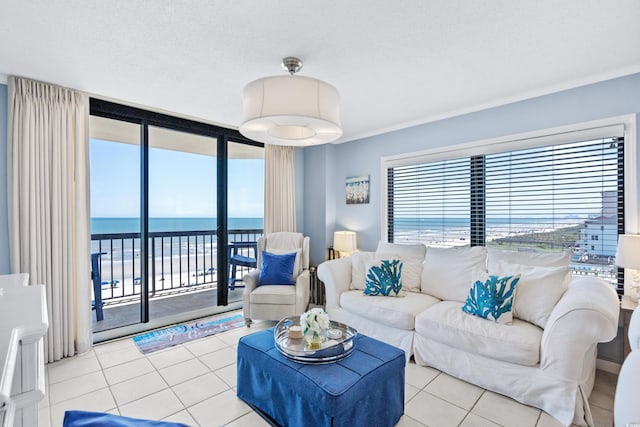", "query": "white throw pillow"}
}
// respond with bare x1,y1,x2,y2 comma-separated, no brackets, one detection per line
376,252,423,292
351,252,378,290
492,260,571,328
421,246,488,302
266,248,302,280
376,241,426,260
487,248,571,272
